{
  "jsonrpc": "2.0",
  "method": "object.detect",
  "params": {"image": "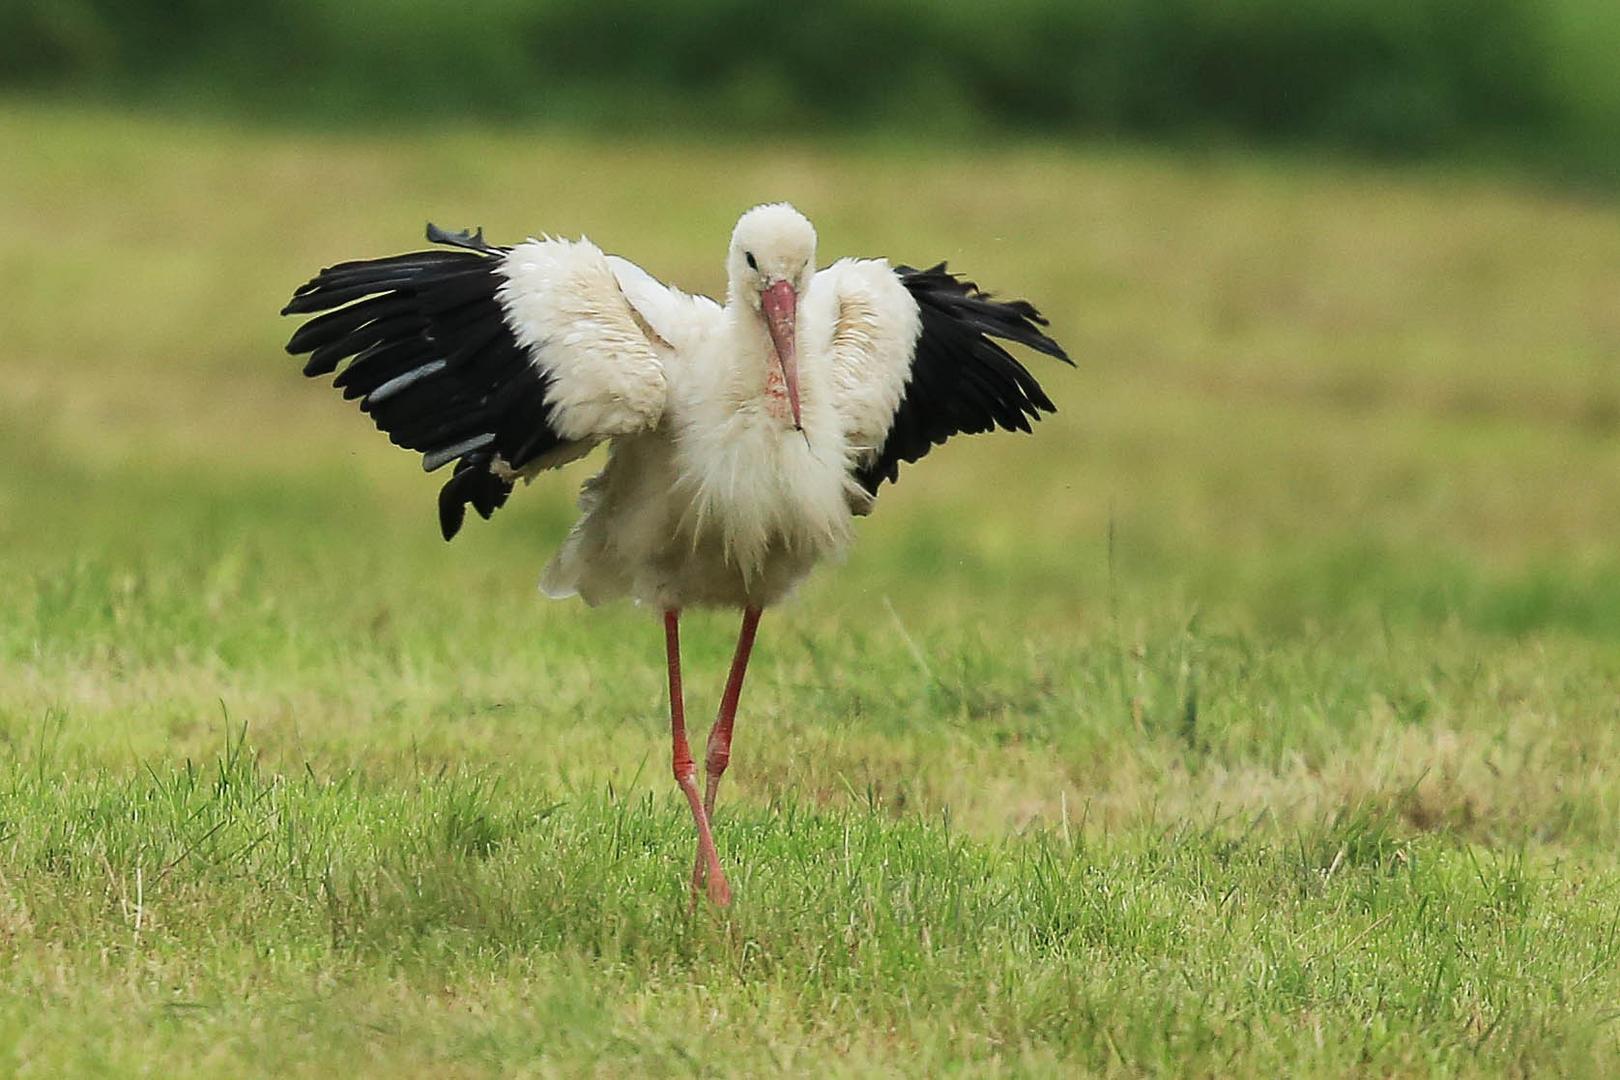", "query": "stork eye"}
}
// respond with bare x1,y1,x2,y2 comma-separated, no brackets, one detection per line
744,251,757,270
